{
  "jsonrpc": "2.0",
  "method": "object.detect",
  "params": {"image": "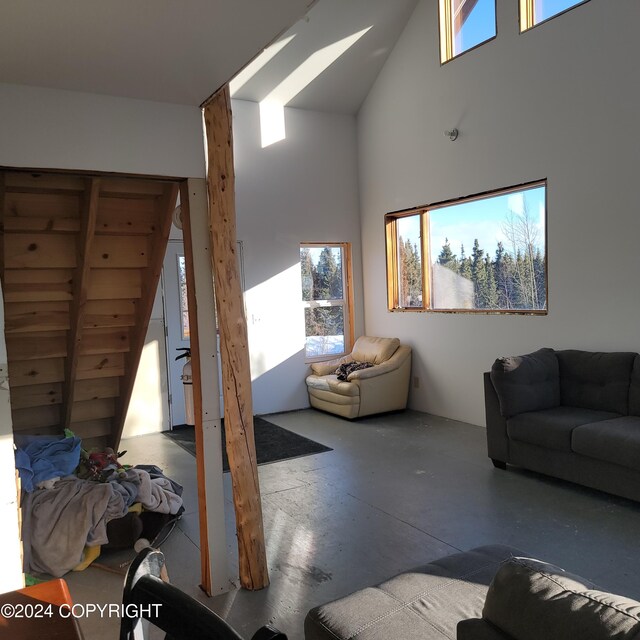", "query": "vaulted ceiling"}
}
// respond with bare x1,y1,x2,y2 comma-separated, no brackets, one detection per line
0,0,316,106
0,0,419,113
